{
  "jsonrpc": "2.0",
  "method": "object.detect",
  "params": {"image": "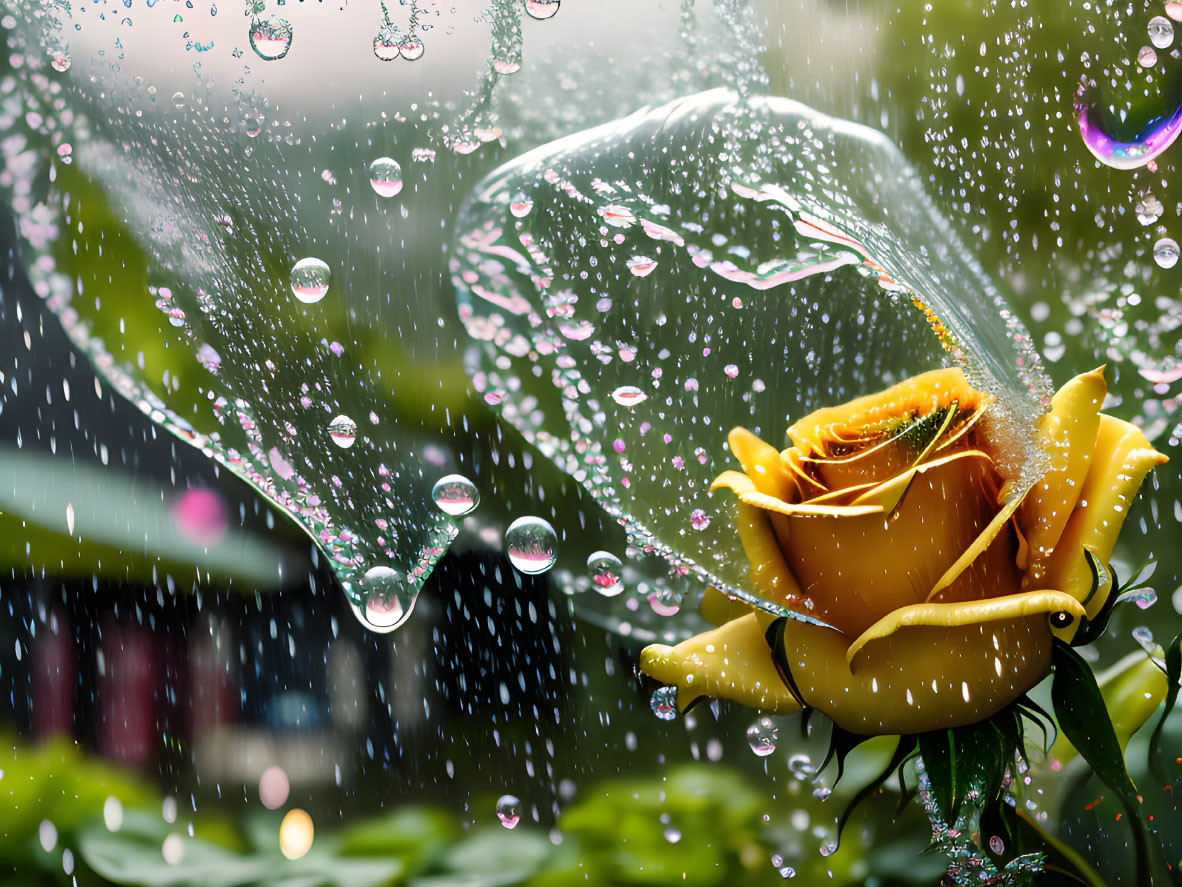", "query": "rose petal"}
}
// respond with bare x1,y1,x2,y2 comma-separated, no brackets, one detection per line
640,613,804,715
727,427,797,501
777,609,1060,733
1019,366,1106,572
844,589,1086,665
786,368,986,456
1040,414,1168,629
